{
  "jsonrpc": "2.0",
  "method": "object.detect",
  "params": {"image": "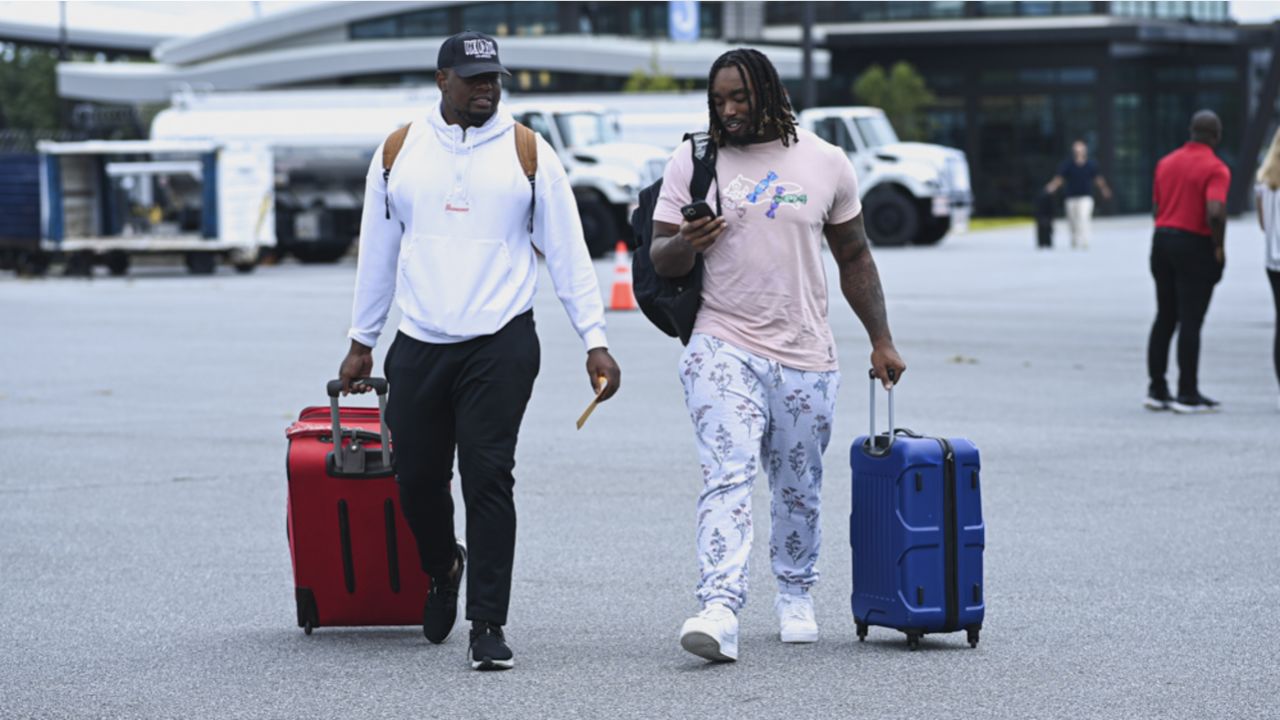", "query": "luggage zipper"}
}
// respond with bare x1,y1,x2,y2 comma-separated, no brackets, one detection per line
938,438,959,632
